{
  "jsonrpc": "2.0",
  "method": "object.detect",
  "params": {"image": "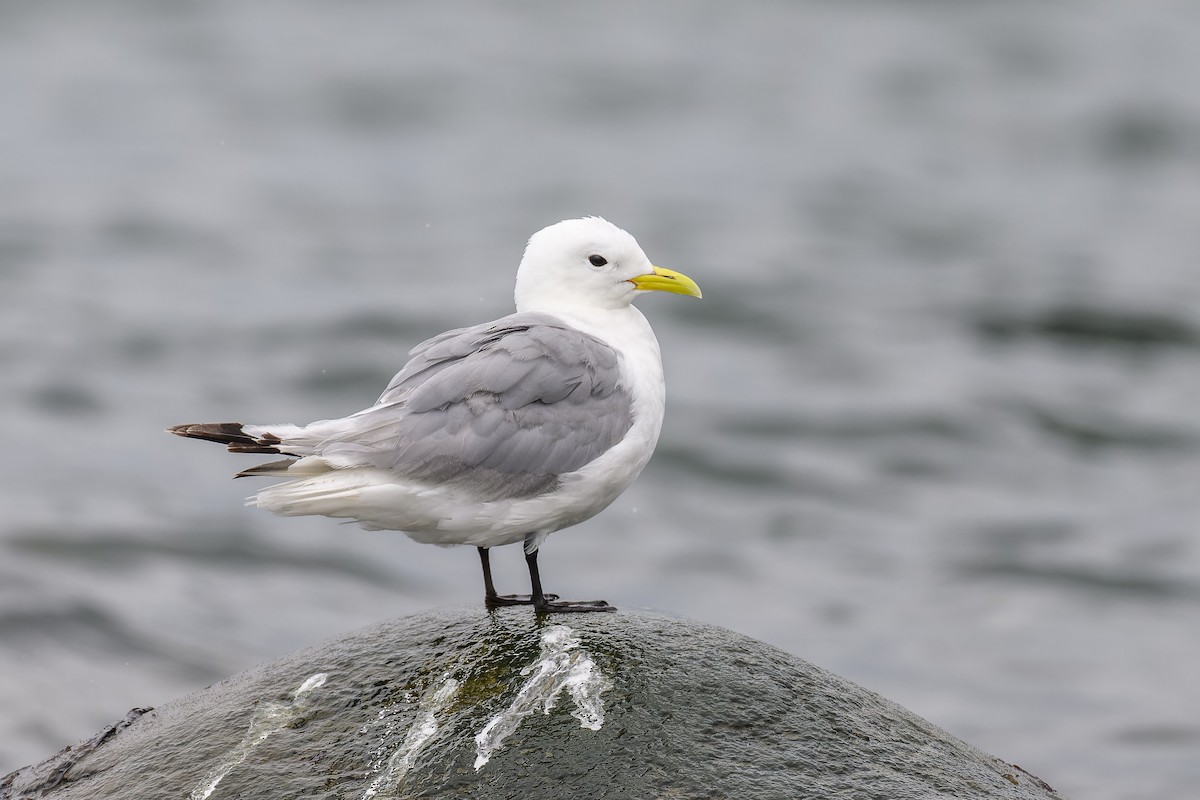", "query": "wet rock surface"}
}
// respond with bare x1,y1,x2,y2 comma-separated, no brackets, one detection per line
1,607,1060,799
